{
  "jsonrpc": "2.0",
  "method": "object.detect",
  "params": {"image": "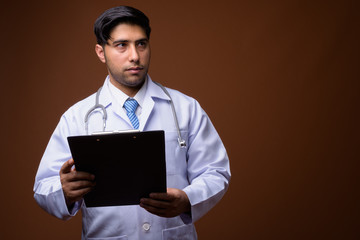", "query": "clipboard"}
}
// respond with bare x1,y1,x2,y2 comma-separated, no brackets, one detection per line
67,130,166,207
